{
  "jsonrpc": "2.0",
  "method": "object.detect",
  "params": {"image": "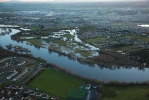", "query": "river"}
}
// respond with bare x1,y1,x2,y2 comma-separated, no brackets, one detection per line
0,28,149,82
